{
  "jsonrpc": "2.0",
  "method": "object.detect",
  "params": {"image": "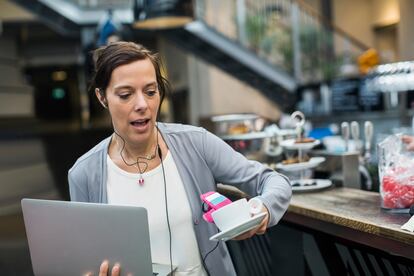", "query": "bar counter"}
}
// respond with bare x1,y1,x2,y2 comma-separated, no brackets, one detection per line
284,187,414,259
223,186,414,275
